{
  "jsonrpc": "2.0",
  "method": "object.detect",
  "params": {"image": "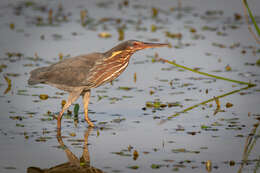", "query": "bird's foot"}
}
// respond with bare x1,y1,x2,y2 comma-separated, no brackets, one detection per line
88,122,95,127
85,119,94,127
